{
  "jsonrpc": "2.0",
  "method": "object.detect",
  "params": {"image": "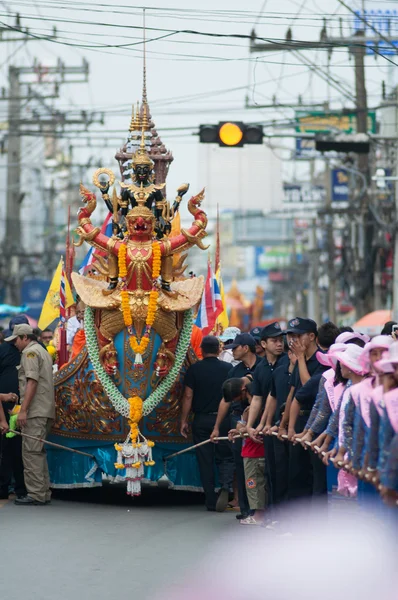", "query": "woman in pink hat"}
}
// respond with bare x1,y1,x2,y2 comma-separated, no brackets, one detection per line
349,337,394,488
